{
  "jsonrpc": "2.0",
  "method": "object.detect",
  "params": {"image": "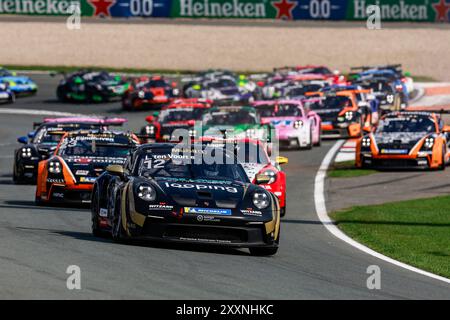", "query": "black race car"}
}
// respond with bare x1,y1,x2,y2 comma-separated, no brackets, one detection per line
91,143,281,256
55,71,130,103
13,117,127,184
